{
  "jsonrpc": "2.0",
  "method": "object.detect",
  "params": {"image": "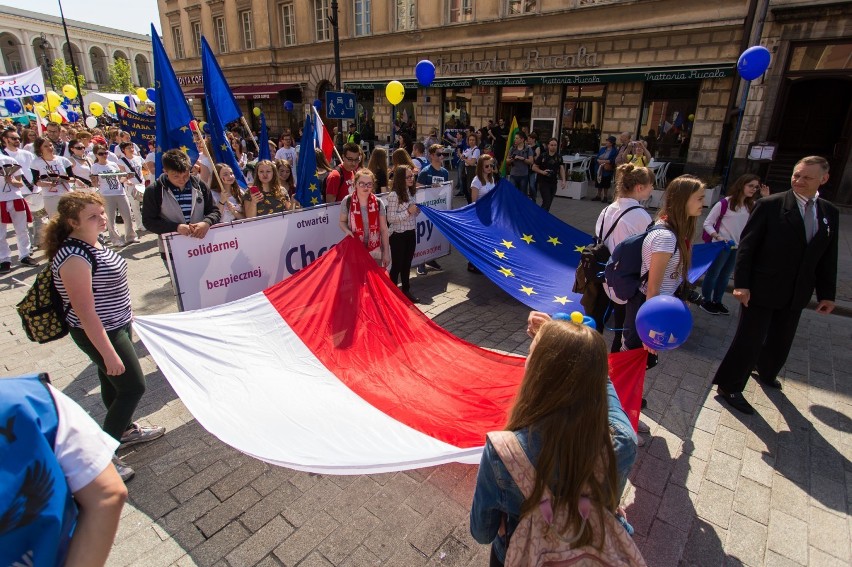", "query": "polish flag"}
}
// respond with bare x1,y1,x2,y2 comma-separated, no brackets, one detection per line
312,105,335,162
134,237,645,474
